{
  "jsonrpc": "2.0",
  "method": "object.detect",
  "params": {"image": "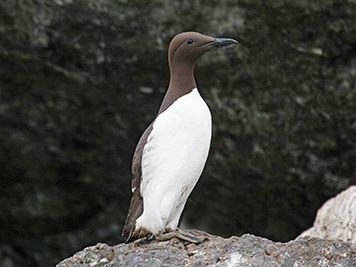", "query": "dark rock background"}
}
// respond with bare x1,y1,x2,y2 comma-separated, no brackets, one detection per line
0,0,355,266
